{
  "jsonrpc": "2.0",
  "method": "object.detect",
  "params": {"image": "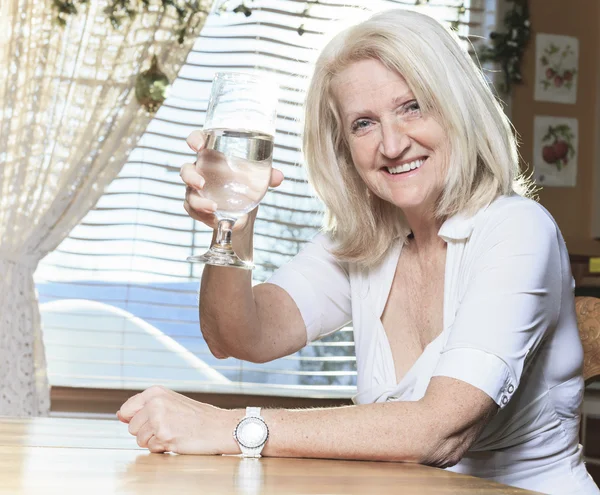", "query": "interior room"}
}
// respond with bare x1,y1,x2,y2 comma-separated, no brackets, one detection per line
1,0,599,493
